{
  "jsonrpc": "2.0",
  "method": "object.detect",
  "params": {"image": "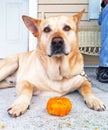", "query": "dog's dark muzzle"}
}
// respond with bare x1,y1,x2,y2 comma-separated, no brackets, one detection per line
49,36,66,56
